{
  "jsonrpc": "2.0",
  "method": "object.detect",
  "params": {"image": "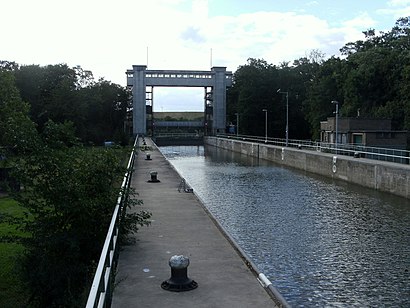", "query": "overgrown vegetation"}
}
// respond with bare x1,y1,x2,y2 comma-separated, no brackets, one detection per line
1,62,130,146
0,58,151,306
